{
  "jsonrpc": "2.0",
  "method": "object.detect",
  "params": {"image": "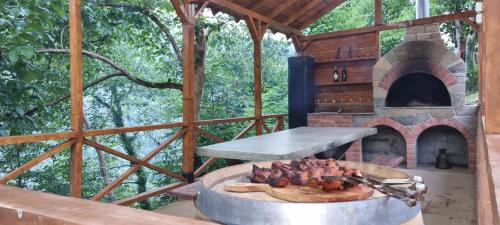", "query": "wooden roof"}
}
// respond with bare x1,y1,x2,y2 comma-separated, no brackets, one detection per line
194,0,346,35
